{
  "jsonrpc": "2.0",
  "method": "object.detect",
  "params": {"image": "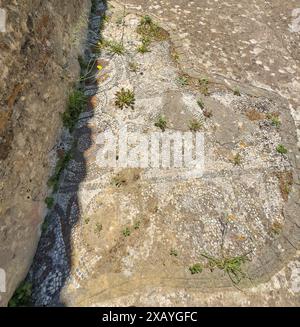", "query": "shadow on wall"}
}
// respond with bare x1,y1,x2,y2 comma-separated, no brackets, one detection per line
12,0,108,307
